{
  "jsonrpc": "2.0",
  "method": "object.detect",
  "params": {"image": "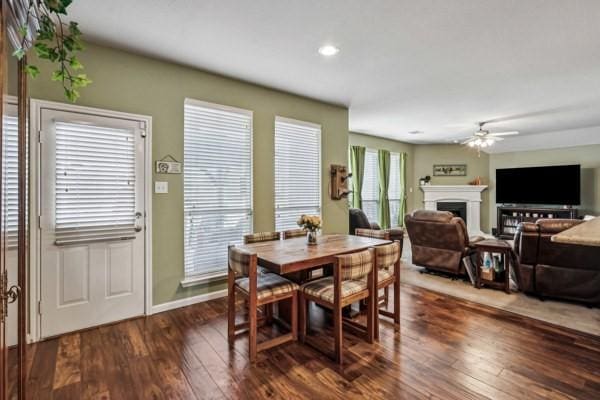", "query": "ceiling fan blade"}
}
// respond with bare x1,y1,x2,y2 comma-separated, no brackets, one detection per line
461,138,474,145
489,131,519,136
